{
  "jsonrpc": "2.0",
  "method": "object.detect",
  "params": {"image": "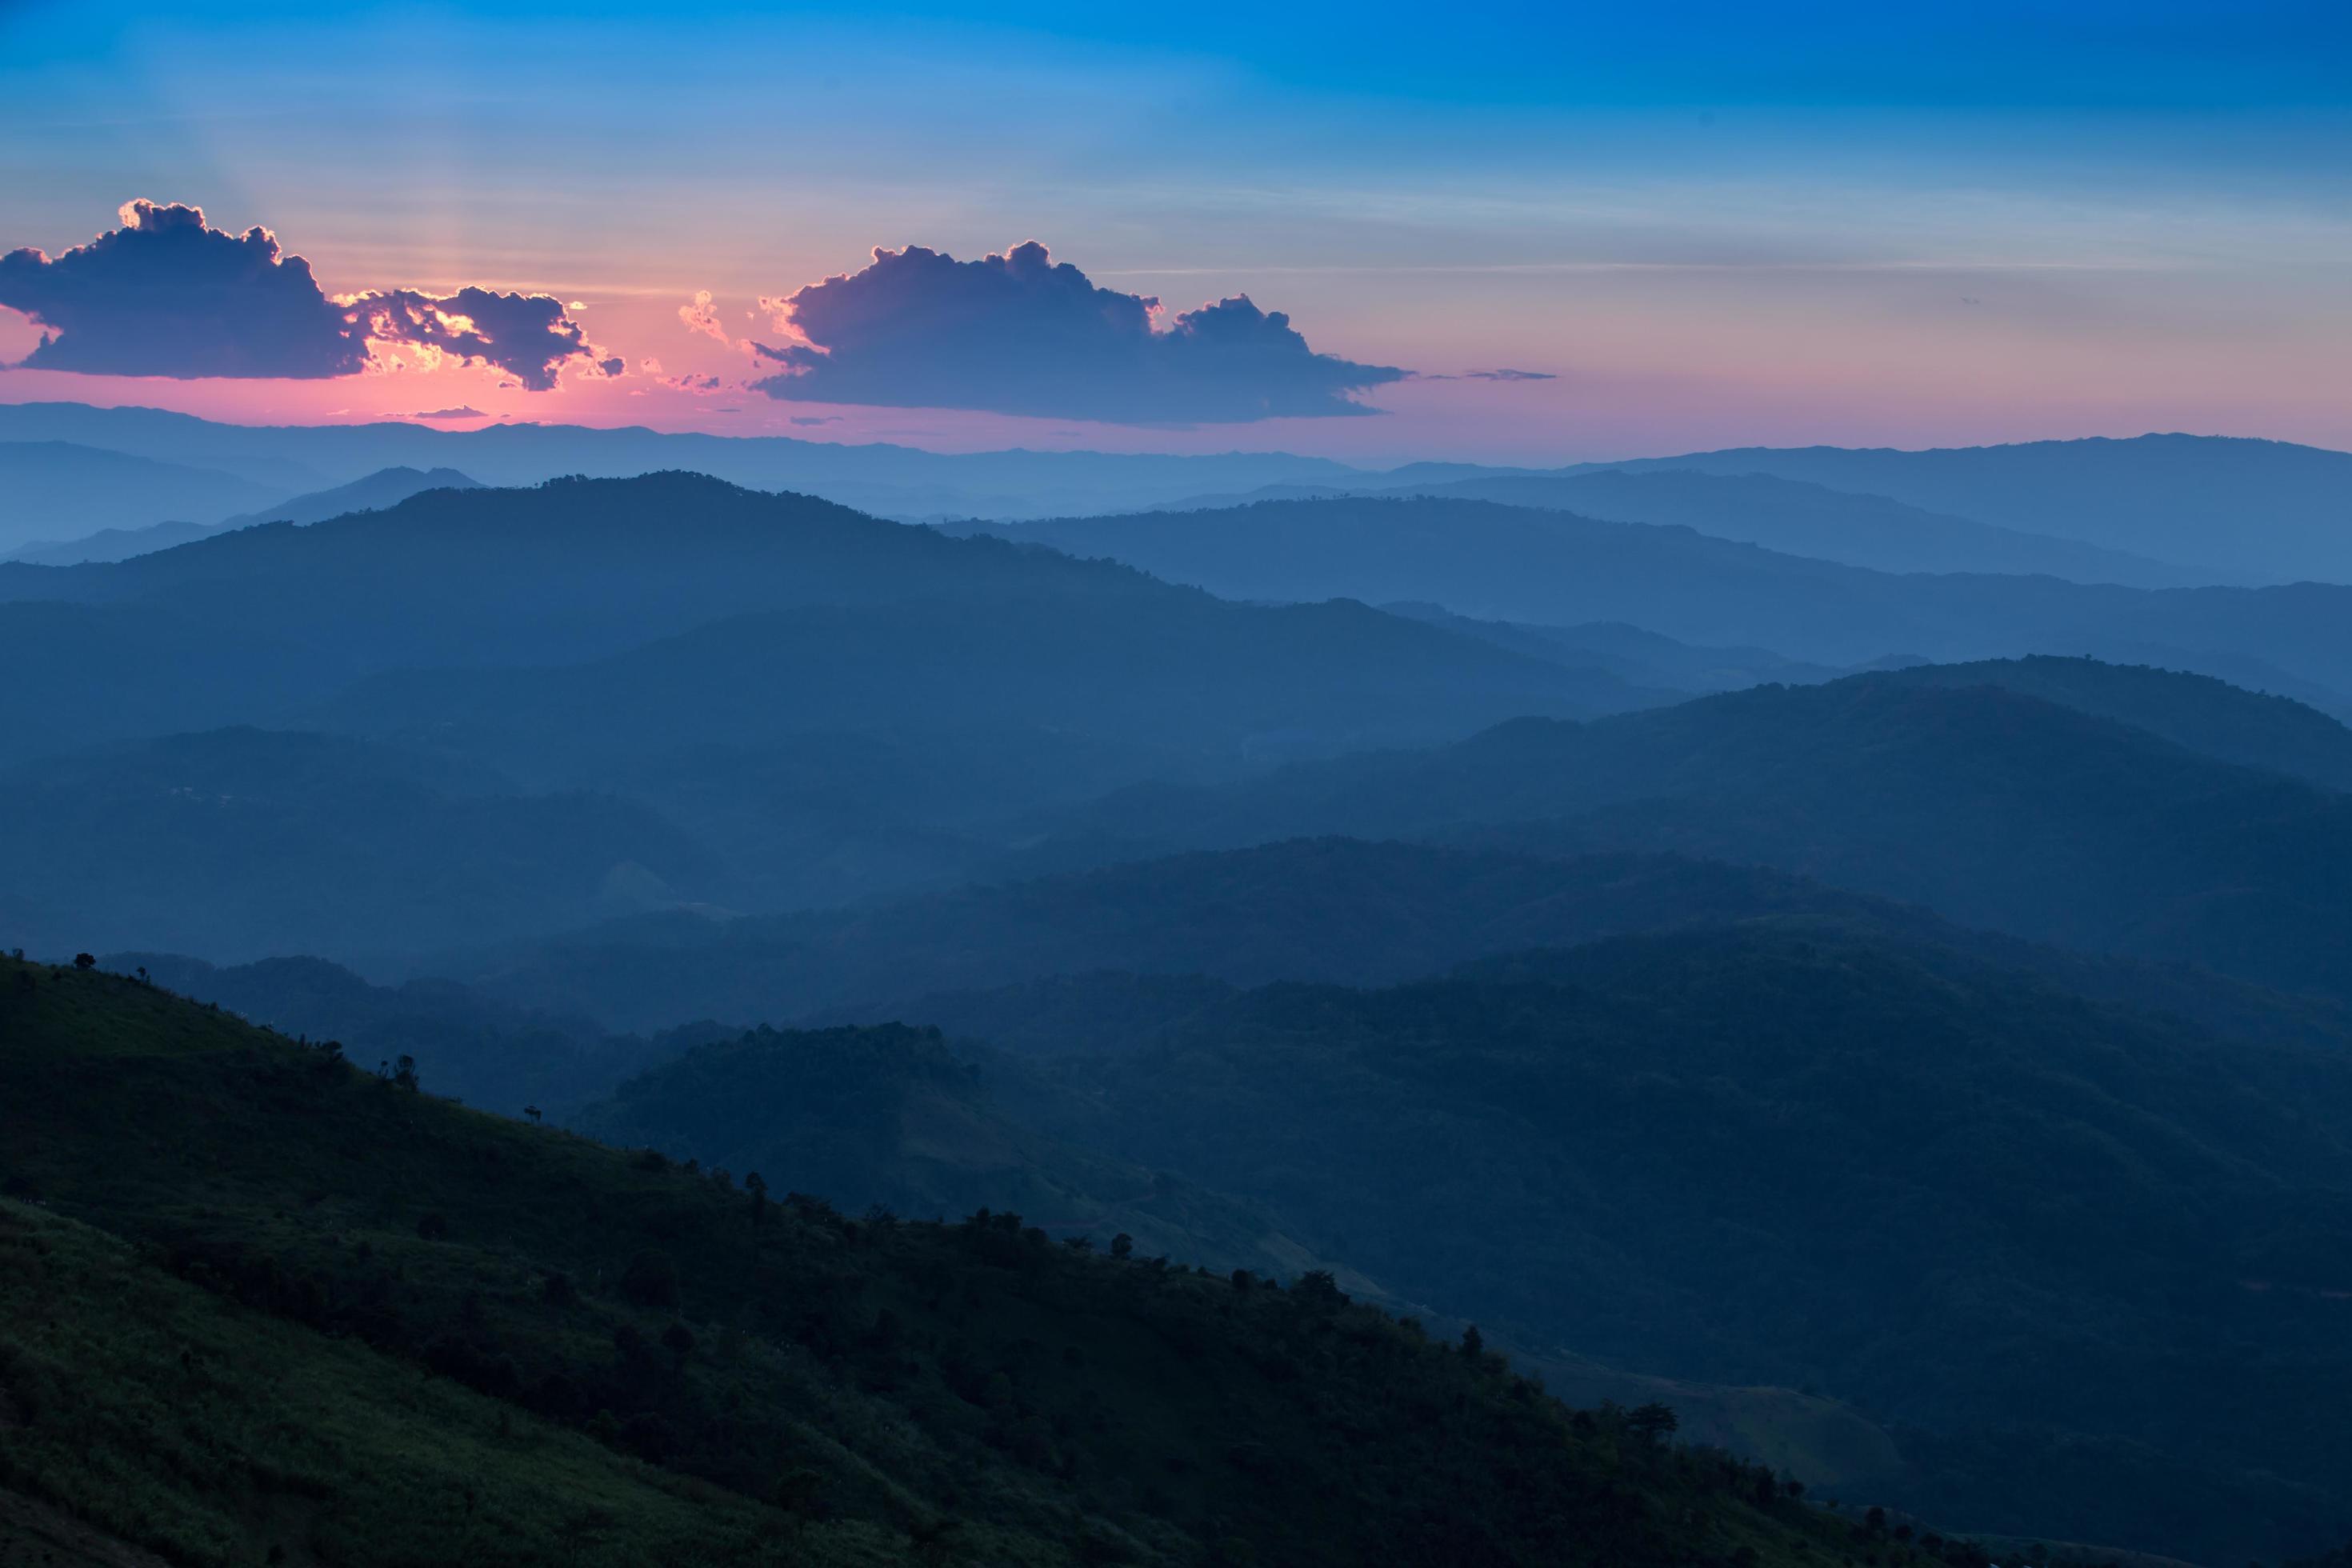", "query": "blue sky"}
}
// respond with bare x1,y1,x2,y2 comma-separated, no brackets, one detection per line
1,0,2346,459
